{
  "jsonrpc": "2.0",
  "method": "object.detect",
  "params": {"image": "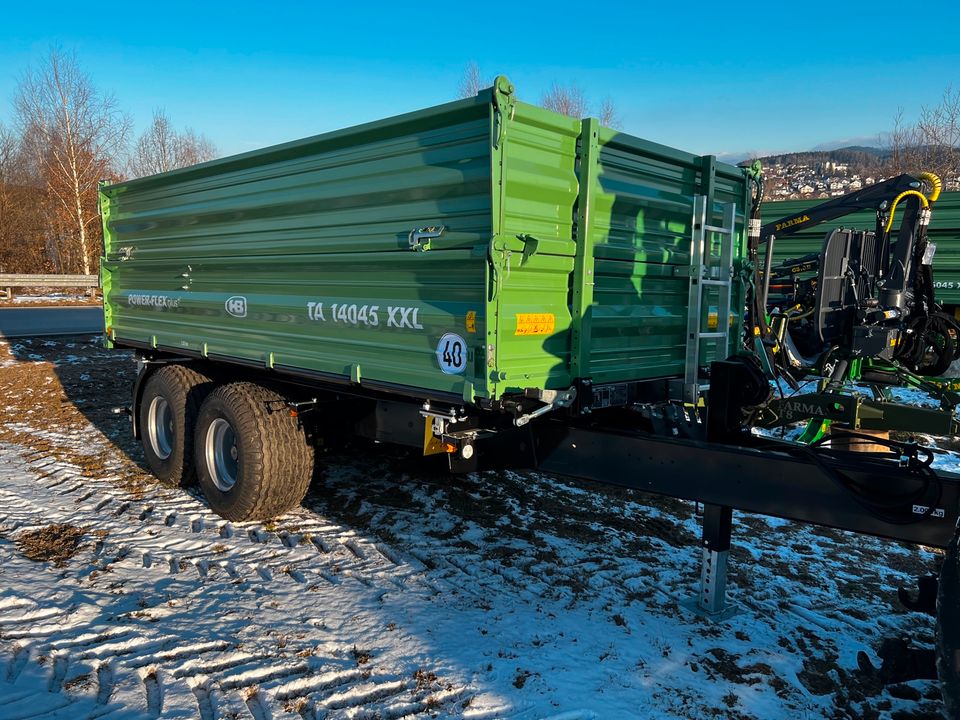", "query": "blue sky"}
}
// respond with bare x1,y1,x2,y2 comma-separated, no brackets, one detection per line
1,1,958,162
